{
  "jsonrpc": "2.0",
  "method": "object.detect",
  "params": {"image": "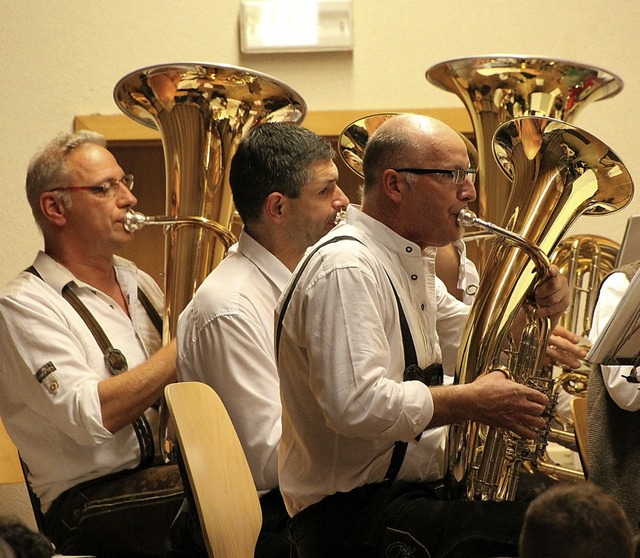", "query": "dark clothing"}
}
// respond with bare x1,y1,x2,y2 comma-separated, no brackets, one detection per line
589,367,640,532
44,464,183,558
289,480,537,558
588,259,640,532
165,488,290,558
